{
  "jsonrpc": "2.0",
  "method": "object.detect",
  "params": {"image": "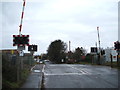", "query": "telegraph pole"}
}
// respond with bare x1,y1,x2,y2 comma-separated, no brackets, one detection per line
69,41,71,52
95,42,97,48
97,27,101,53
97,27,101,64
67,41,71,63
